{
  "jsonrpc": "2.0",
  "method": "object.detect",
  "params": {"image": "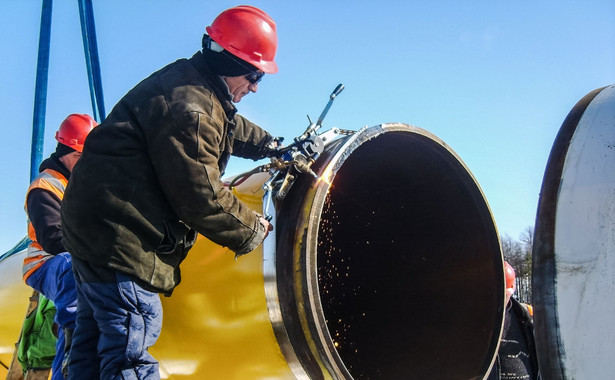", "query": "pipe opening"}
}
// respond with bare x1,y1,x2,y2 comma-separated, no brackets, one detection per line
315,131,502,379
274,126,503,379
